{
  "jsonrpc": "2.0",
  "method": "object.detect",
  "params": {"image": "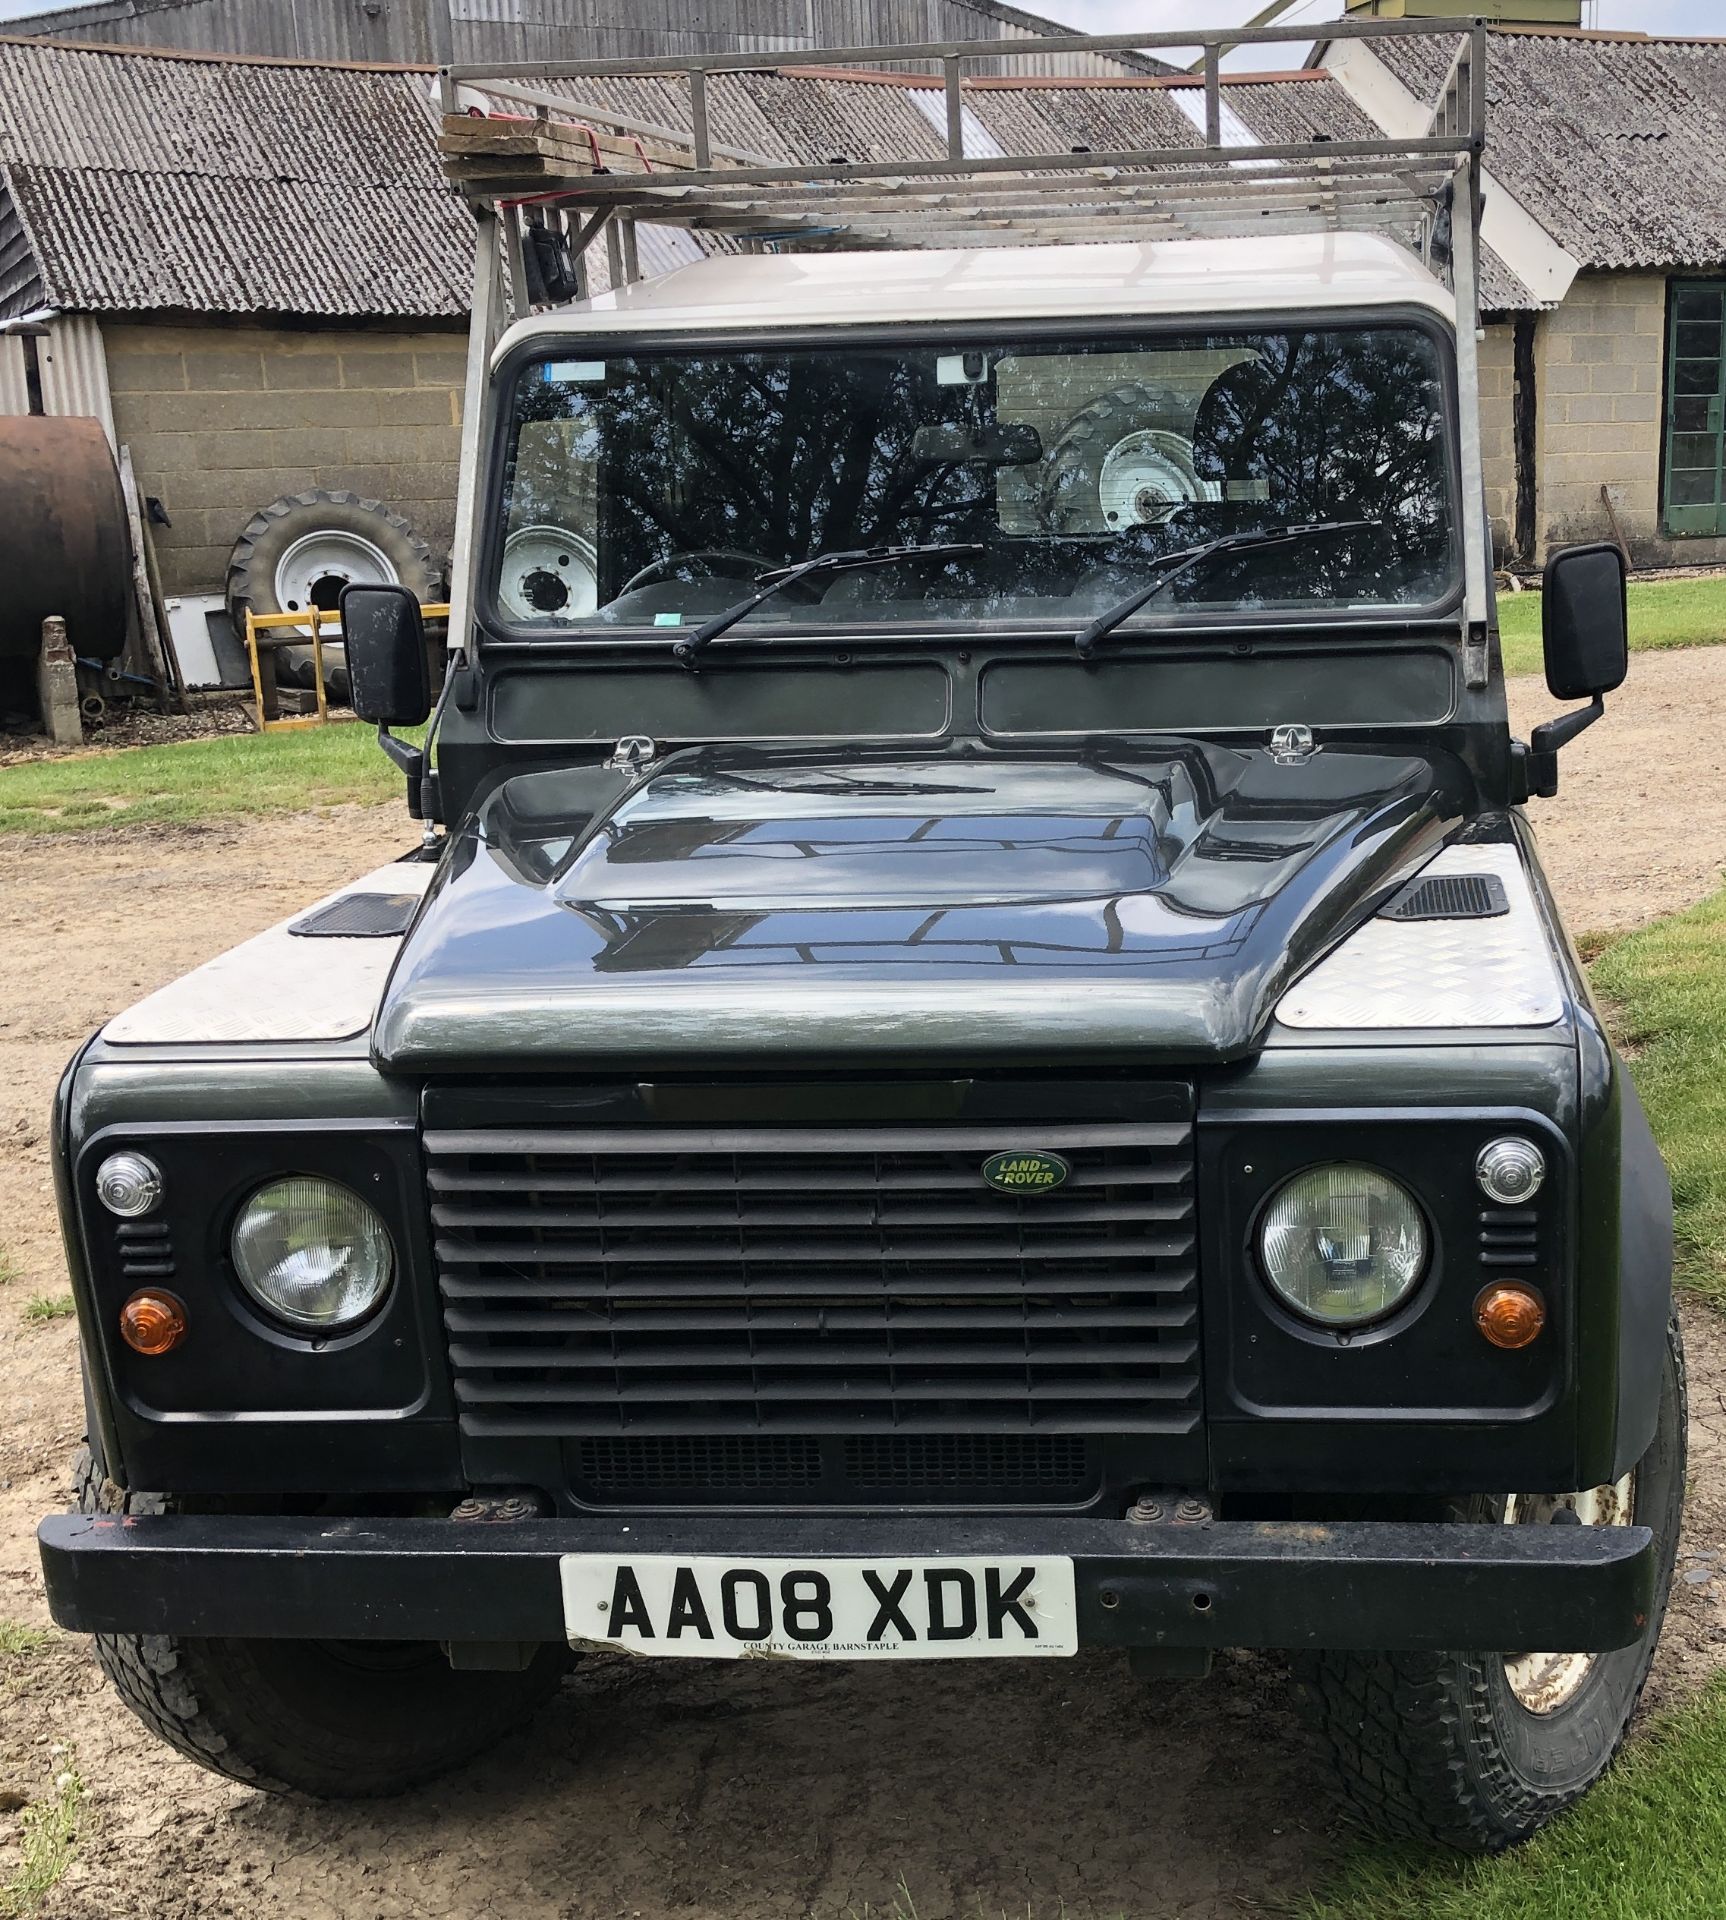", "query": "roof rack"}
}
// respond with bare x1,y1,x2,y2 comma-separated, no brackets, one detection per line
437,17,1494,639
438,17,1484,293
